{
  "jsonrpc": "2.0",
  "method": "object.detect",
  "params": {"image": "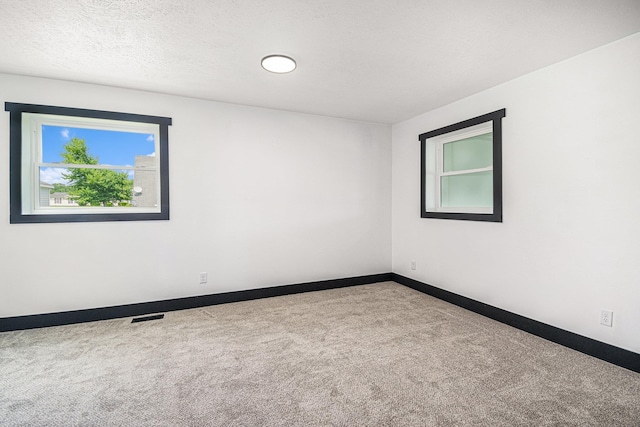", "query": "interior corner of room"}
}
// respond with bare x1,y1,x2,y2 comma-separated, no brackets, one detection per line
1,1,639,377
